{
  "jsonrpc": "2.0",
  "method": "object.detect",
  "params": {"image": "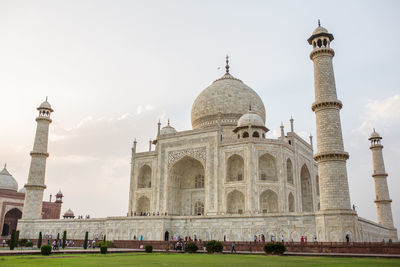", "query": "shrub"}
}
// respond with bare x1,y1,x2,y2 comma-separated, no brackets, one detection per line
100,245,108,254
205,240,223,253
25,241,34,247
95,241,115,248
145,245,153,253
38,232,42,249
103,235,106,243
263,242,286,255
184,242,198,253
83,232,88,249
19,238,28,247
41,244,52,255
